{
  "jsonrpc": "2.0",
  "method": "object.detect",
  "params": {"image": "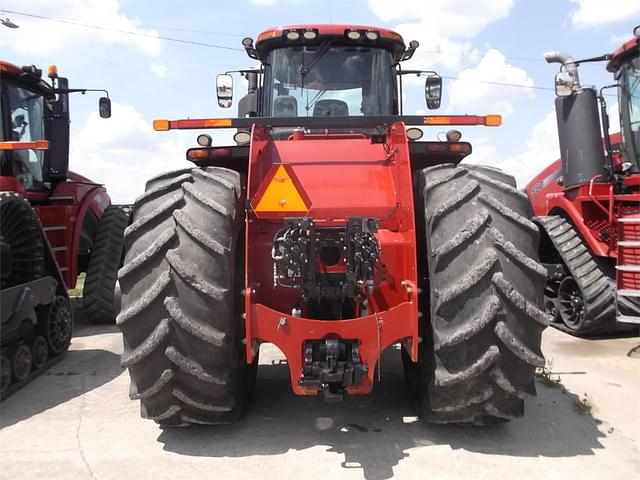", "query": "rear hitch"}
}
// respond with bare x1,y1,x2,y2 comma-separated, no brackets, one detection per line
299,338,368,402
